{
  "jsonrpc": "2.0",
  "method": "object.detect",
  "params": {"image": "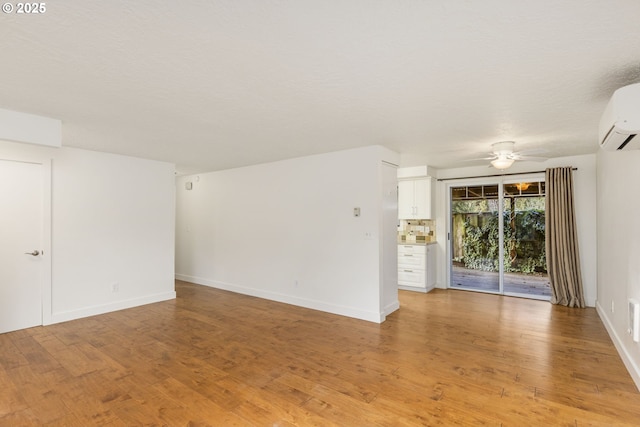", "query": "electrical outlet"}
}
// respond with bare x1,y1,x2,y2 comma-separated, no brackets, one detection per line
364,231,374,240
111,282,119,293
